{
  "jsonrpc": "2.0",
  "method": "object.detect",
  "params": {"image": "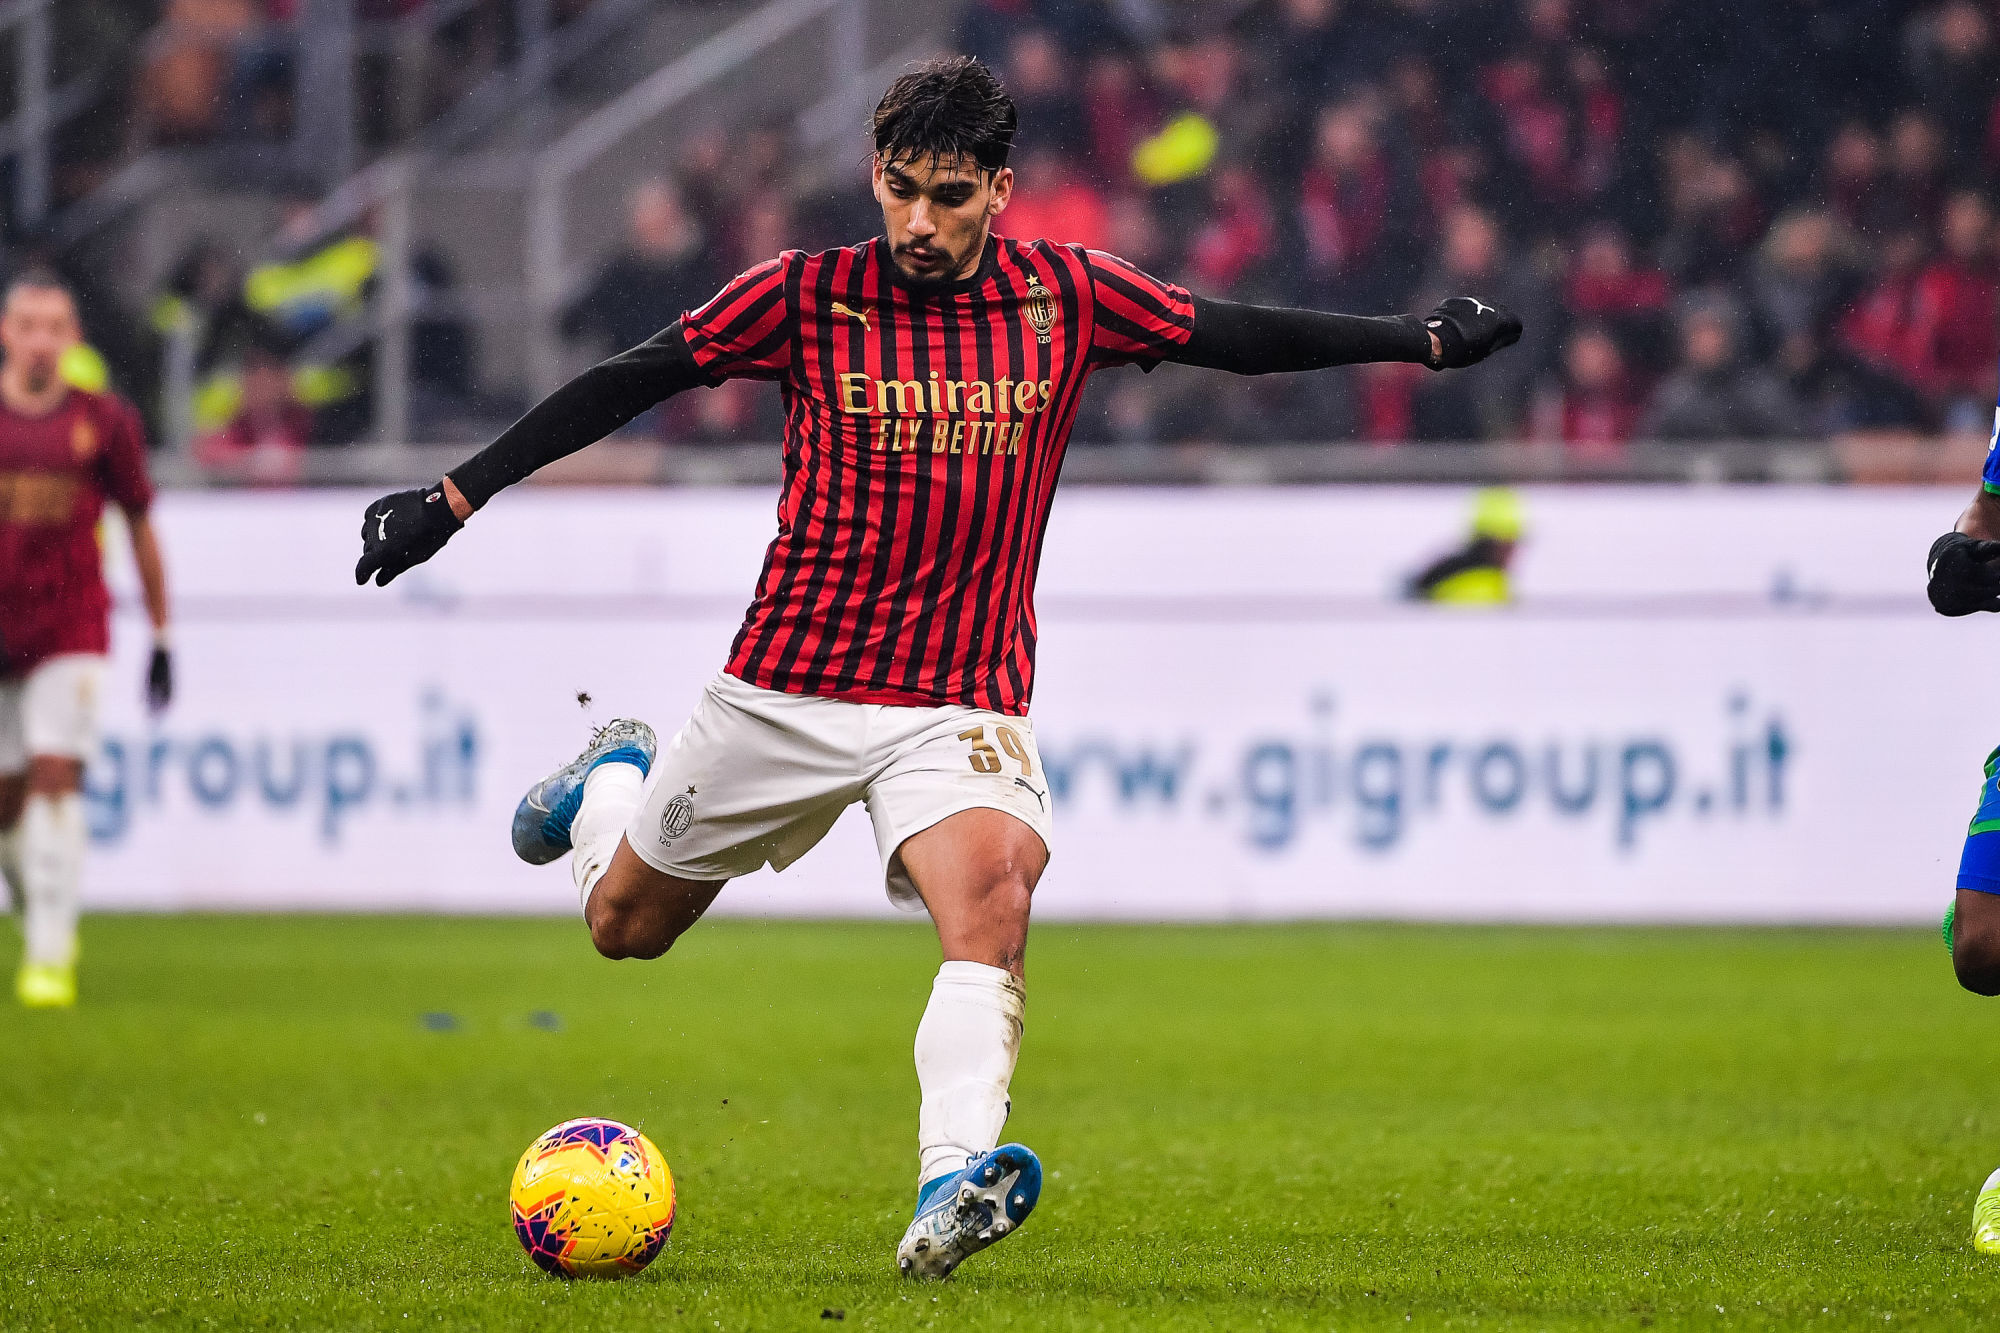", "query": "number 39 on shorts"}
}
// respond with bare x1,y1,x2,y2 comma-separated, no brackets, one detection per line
960,725,1033,777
